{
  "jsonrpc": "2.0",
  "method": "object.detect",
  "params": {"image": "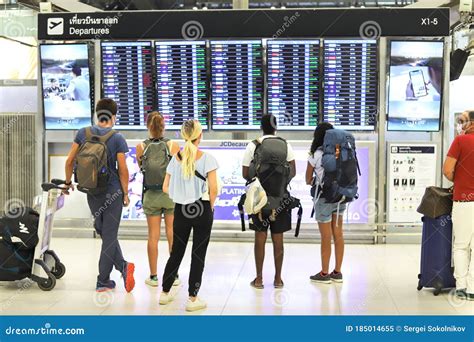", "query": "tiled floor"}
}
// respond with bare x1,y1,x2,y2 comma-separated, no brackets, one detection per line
0,238,472,316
